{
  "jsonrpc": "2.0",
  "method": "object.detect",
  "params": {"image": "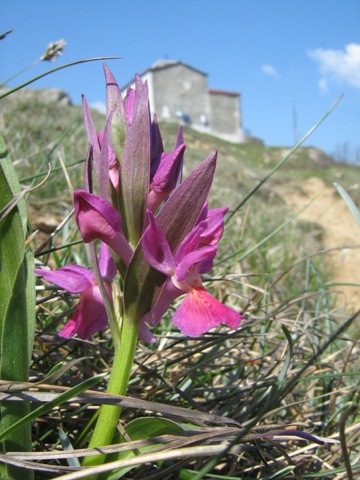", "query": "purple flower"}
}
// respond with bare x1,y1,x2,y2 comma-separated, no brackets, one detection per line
34,244,116,339
74,190,133,266
63,65,242,343
142,209,243,337
147,143,186,212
